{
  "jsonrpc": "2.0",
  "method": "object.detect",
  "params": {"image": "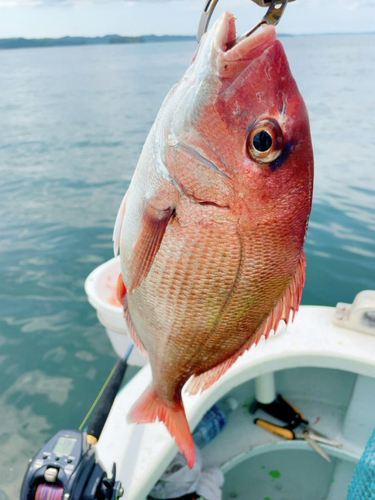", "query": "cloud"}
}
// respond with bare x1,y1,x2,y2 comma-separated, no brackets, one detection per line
346,0,375,9
1,0,374,8
0,0,179,5
0,0,166,4
0,0,42,5
304,0,374,7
